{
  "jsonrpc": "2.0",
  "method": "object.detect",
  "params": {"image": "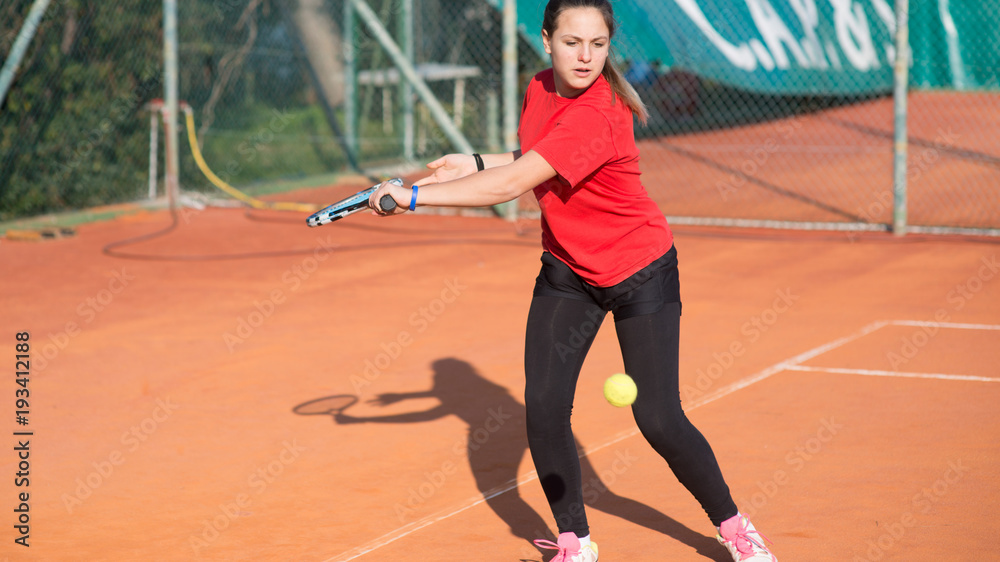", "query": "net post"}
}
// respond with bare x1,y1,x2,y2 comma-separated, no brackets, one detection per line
892,0,910,237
